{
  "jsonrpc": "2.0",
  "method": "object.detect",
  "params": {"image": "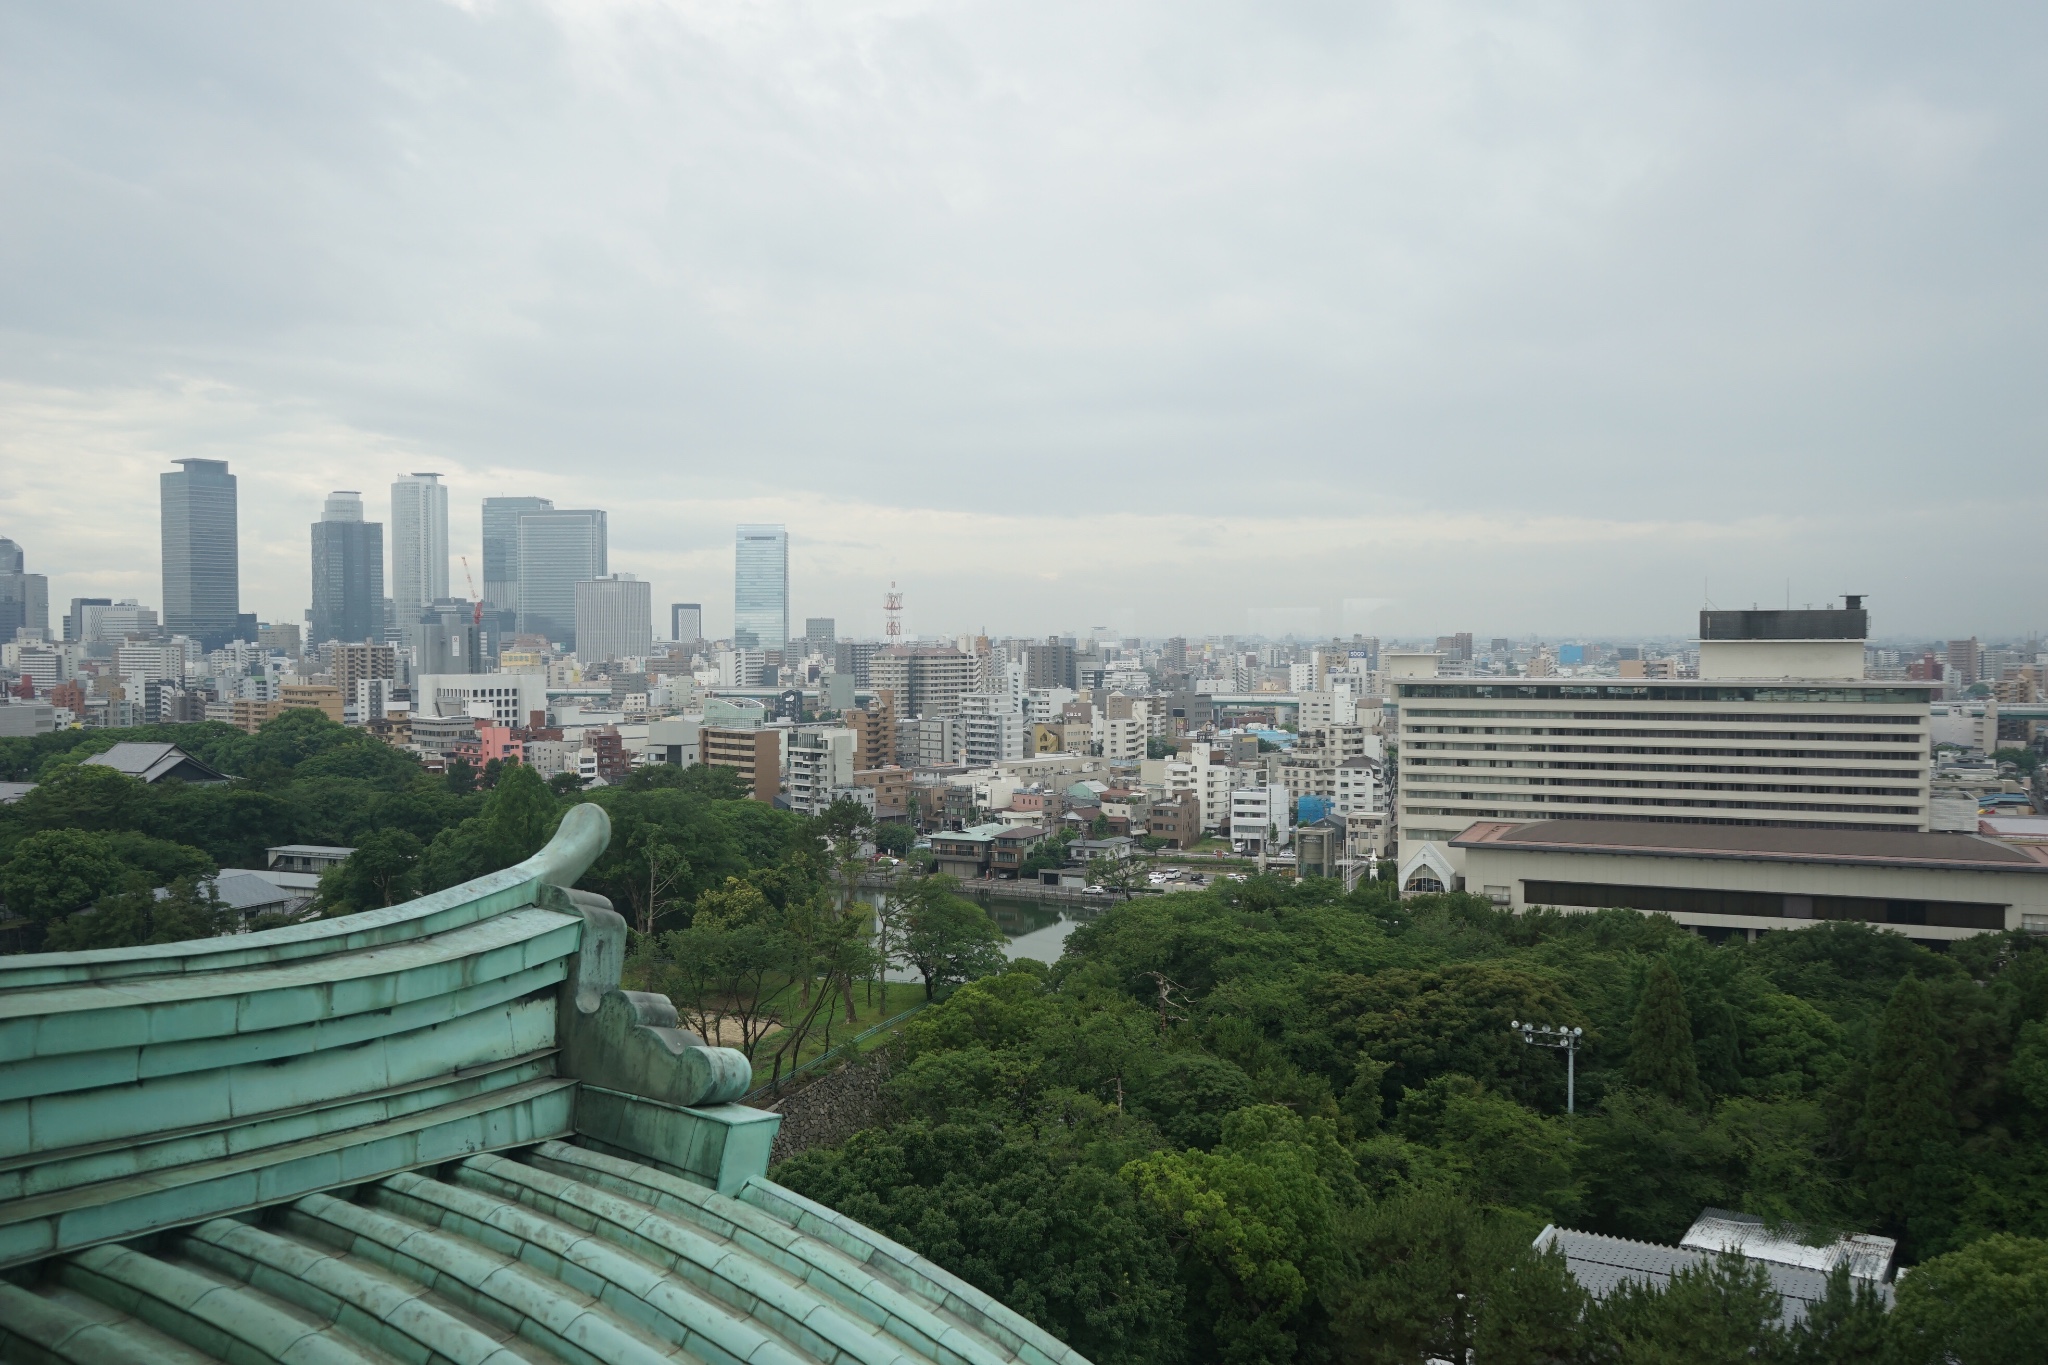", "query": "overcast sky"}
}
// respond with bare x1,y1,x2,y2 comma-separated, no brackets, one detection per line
2,1,2043,642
